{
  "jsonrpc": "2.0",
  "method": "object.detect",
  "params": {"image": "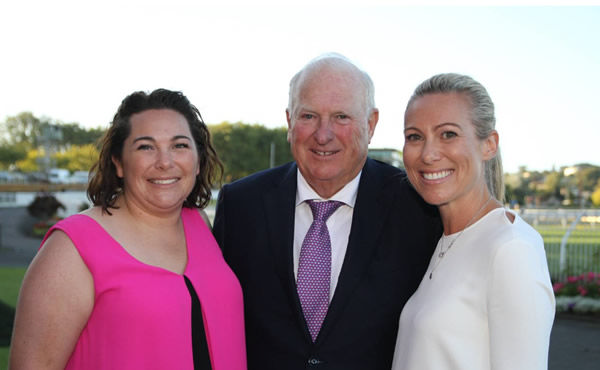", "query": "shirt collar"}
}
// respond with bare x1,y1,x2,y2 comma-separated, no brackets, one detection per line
296,169,361,208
